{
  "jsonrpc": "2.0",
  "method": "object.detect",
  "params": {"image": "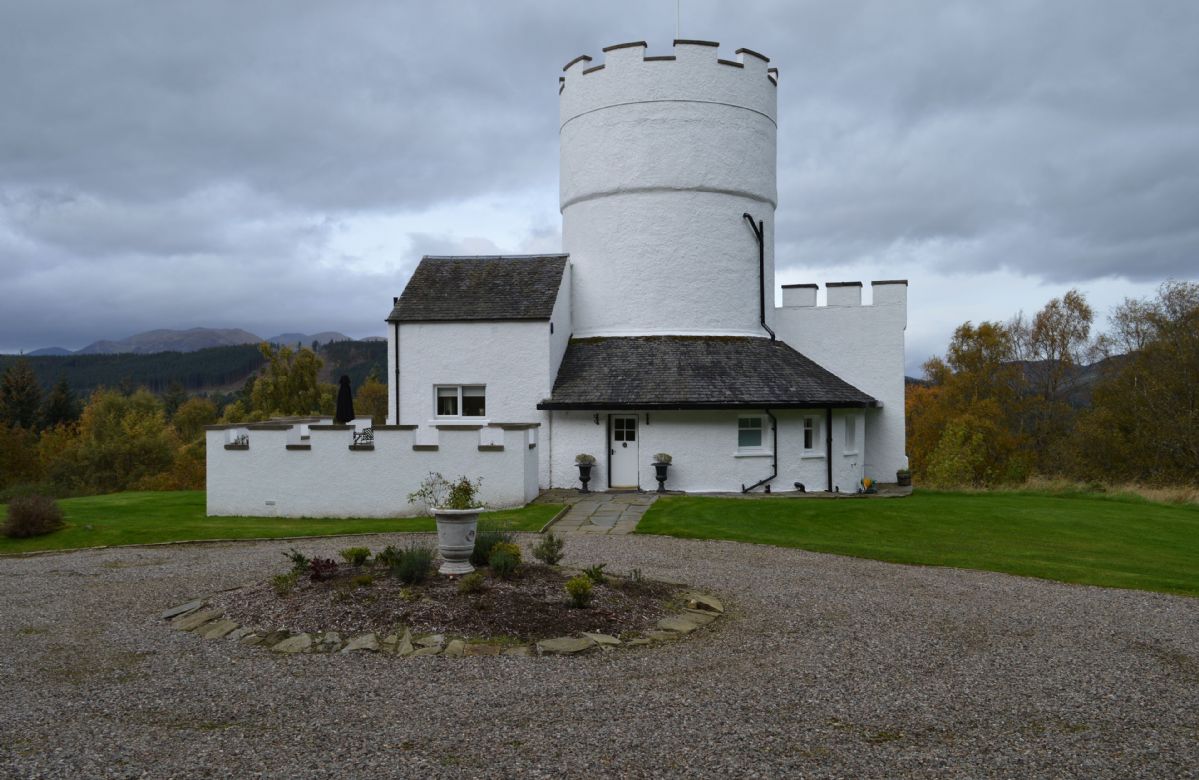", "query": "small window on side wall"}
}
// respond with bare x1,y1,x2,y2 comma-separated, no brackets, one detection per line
803,416,817,450
435,385,486,418
845,415,856,452
738,416,763,449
